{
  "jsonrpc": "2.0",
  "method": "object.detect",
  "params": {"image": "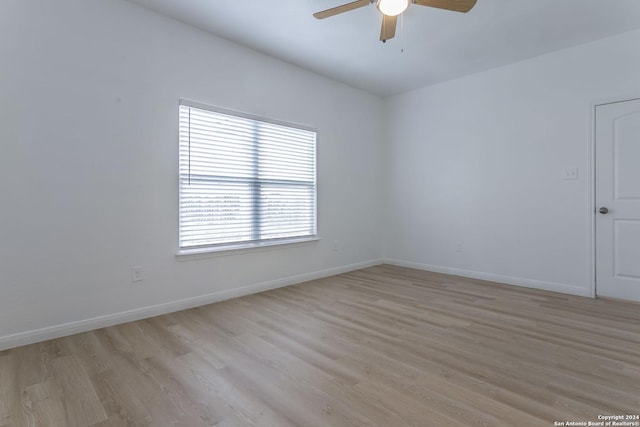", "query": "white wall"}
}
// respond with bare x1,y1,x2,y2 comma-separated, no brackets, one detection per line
0,0,385,348
384,29,640,296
